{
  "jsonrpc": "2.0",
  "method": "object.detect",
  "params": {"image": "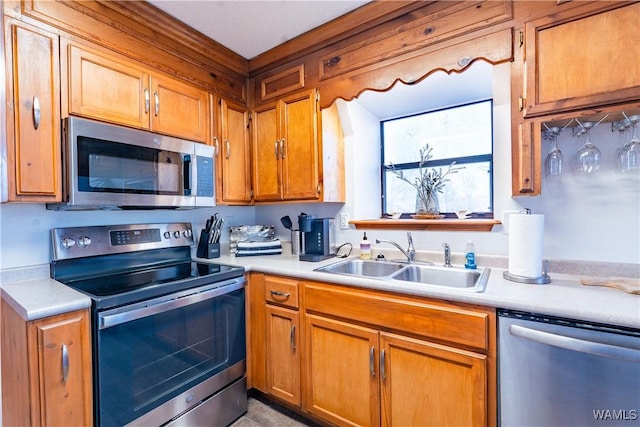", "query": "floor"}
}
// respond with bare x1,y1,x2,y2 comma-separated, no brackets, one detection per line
230,397,318,427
